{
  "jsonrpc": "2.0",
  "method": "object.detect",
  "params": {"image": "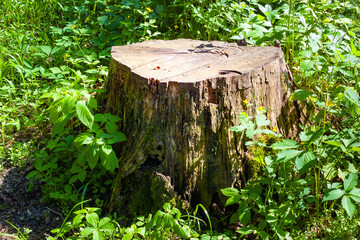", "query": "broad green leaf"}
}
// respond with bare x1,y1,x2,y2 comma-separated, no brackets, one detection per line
348,188,360,203
98,217,111,228
74,133,94,147
40,45,52,55
335,18,353,24
100,145,119,172
52,115,67,136
26,171,38,179
150,210,164,229
342,195,356,218
100,222,115,232
135,226,145,236
88,96,98,110
77,148,87,165
258,231,270,239
295,151,317,174
230,125,246,133
76,101,94,129
271,139,300,150
342,138,355,148
255,114,270,128
163,202,171,211
86,143,100,170
78,170,86,182
49,107,61,123
230,212,240,224
308,32,321,53
322,189,344,201
121,232,133,240
323,140,342,147
86,212,99,228
245,122,255,138
258,220,268,230
343,88,360,117
93,230,104,240
162,213,174,228
344,88,359,104
72,214,84,226
300,60,314,71
344,173,358,192
101,144,113,155
50,67,62,74
240,208,251,226
173,221,191,238
236,226,256,235
107,132,127,144
107,114,121,123
308,129,323,144
62,96,76,116
221,188,240,197
225,195,241,206
51,46,62,55
74,209,88,214
274,150,302,163
349,142,360,152
323,163,337,180
97,15,109,25
94,114,106,123
266,215,277,226
69,174,78,184
81,227,96,238
105,121,117,134
290,89,312,101
299,129,322,144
